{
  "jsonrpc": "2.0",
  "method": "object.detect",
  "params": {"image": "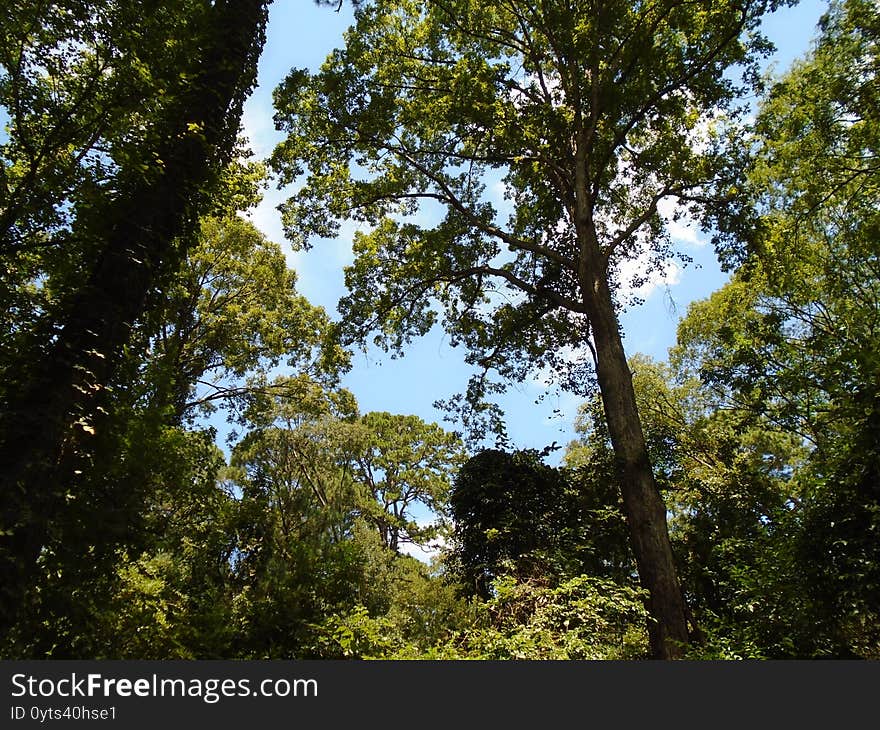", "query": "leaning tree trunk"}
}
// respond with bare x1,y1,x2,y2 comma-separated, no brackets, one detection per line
579,226,691,660
0,0,270,636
